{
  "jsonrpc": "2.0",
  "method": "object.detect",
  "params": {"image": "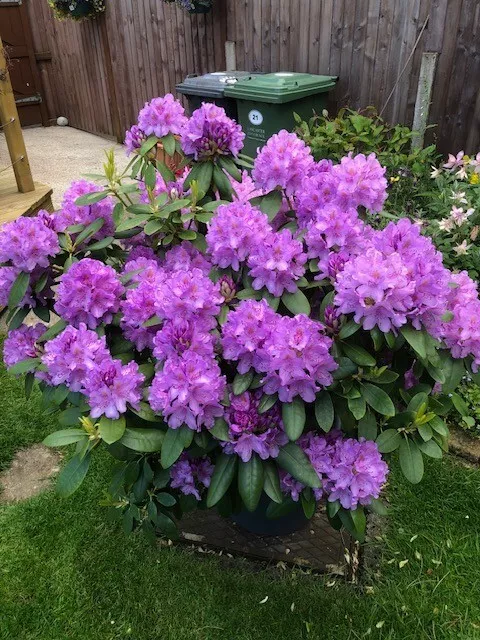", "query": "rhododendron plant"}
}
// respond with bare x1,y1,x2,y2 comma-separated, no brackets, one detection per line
2,95,478,544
